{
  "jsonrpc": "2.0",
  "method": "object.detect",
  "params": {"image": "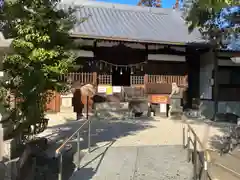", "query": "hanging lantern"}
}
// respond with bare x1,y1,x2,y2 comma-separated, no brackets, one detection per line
110,65,113,73
141,65,144,71
120,68,123,75
125,66,128,71
115,66,118,70
131,67,134,74
99,62,102,70
88,61,91,66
